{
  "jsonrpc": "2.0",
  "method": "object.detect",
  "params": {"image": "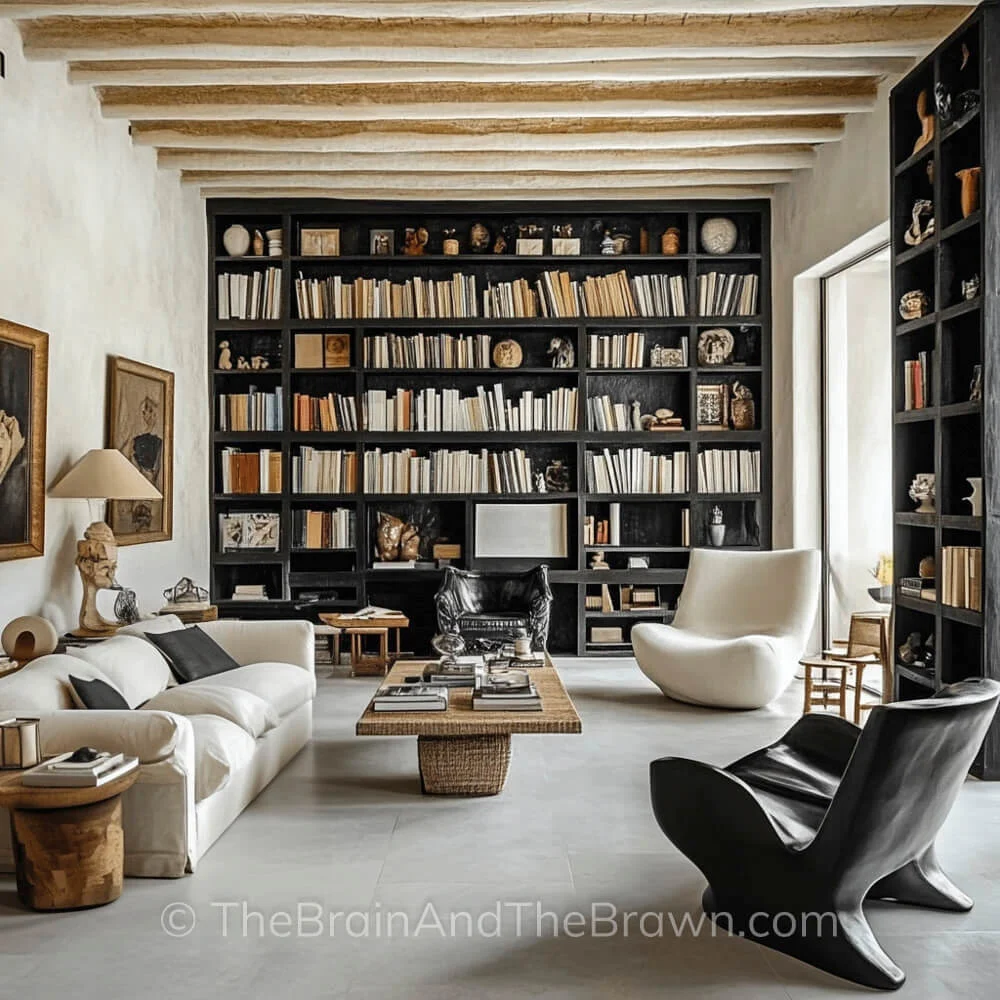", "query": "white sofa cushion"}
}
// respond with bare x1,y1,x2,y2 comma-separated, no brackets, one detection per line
38,708,192,764
0,655,115,713
191,662,315,718
118,615,185,637
187,714,256,802
141,684,278,738
71,635,174,707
